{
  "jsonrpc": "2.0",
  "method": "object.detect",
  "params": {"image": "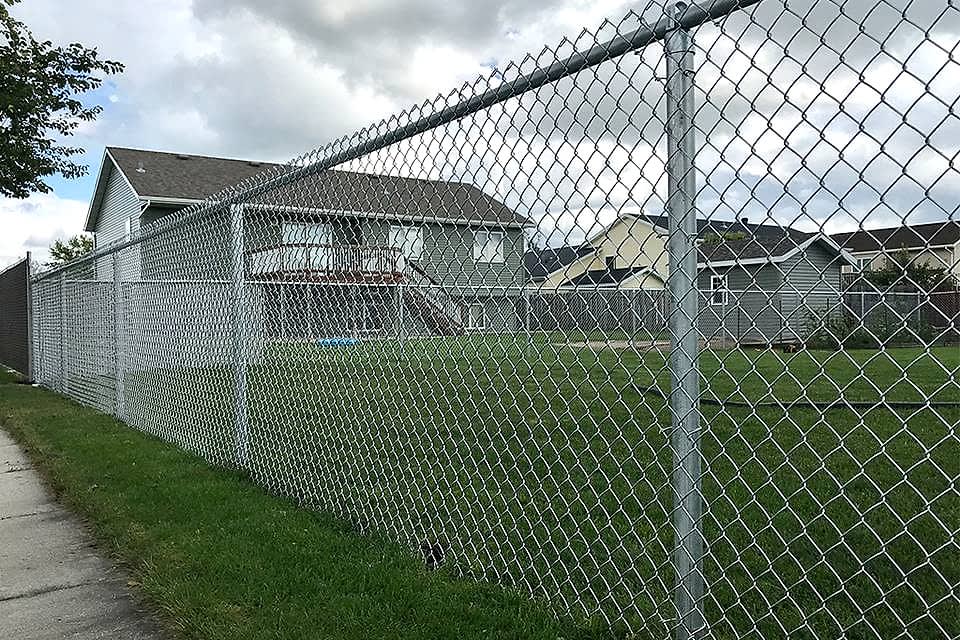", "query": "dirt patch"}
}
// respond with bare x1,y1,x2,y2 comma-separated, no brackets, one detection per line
558,340,670,351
